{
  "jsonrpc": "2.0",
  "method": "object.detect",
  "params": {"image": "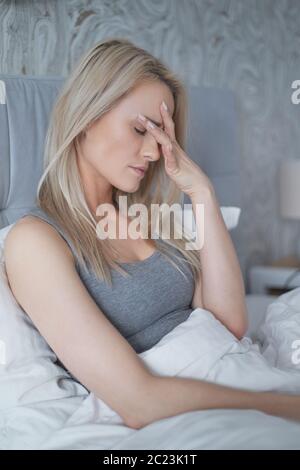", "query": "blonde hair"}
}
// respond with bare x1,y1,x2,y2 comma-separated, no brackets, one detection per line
37,37,202,286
